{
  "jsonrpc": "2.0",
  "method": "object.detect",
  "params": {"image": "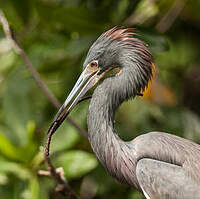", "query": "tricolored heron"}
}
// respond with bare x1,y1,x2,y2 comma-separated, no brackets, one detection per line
49,27,200,199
